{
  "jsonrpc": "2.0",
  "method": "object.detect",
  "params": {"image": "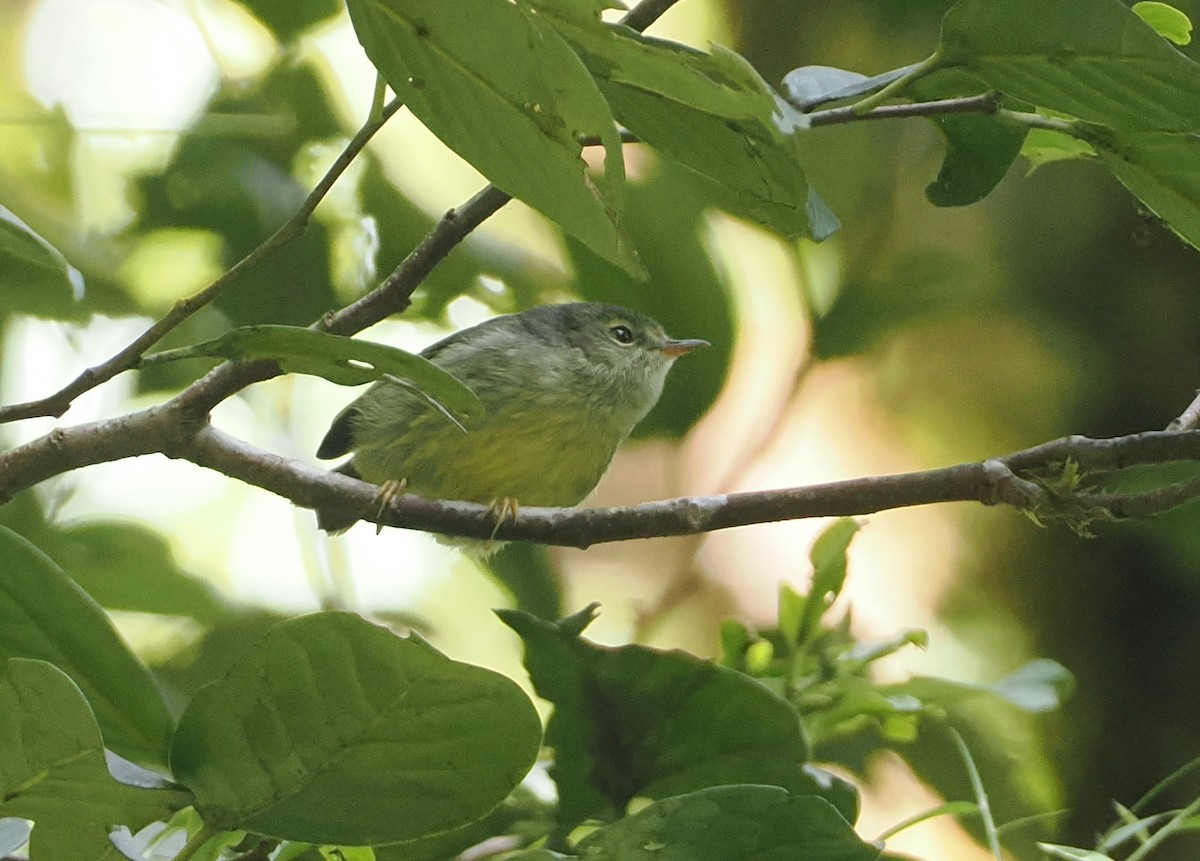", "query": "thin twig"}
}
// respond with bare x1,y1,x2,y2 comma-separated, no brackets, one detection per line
0,98,404,425
1167,389,1200,430
806,93,1001,127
